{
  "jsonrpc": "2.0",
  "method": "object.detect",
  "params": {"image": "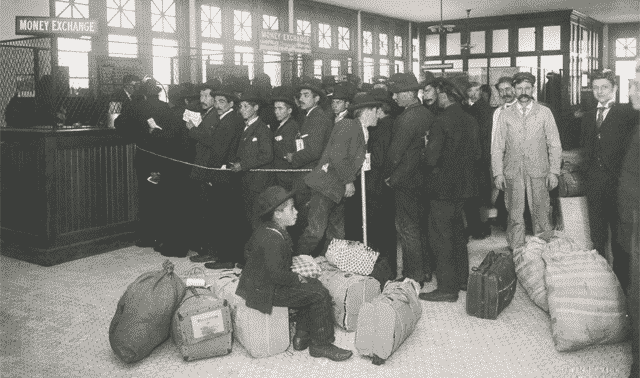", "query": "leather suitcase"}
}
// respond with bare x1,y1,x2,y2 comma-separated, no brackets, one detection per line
171,286,233,361
466,251,517,320
558,171,586,197
355,279,422,365
318,268,381,331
